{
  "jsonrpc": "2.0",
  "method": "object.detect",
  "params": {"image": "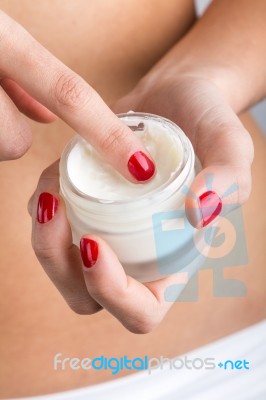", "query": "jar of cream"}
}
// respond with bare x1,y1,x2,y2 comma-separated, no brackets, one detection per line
60,112,208,283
